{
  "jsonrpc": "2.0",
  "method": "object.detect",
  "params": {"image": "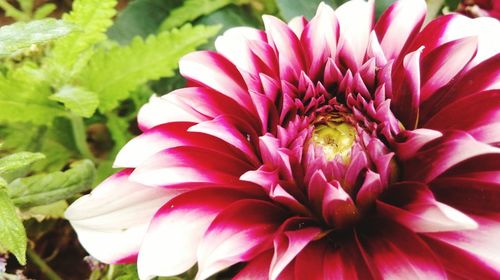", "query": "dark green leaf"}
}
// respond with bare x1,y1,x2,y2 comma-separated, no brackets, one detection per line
107,0,183,44
8,159,96,208
275,0,338,21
